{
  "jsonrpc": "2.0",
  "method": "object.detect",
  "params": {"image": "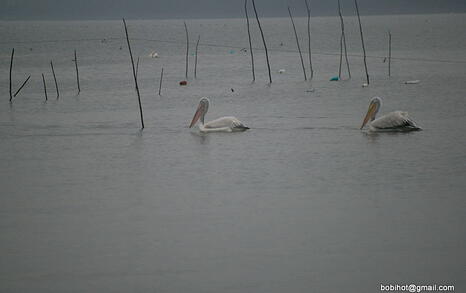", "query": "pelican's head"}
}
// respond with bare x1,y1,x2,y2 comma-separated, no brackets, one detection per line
360,96,382,129
189,97,210,128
